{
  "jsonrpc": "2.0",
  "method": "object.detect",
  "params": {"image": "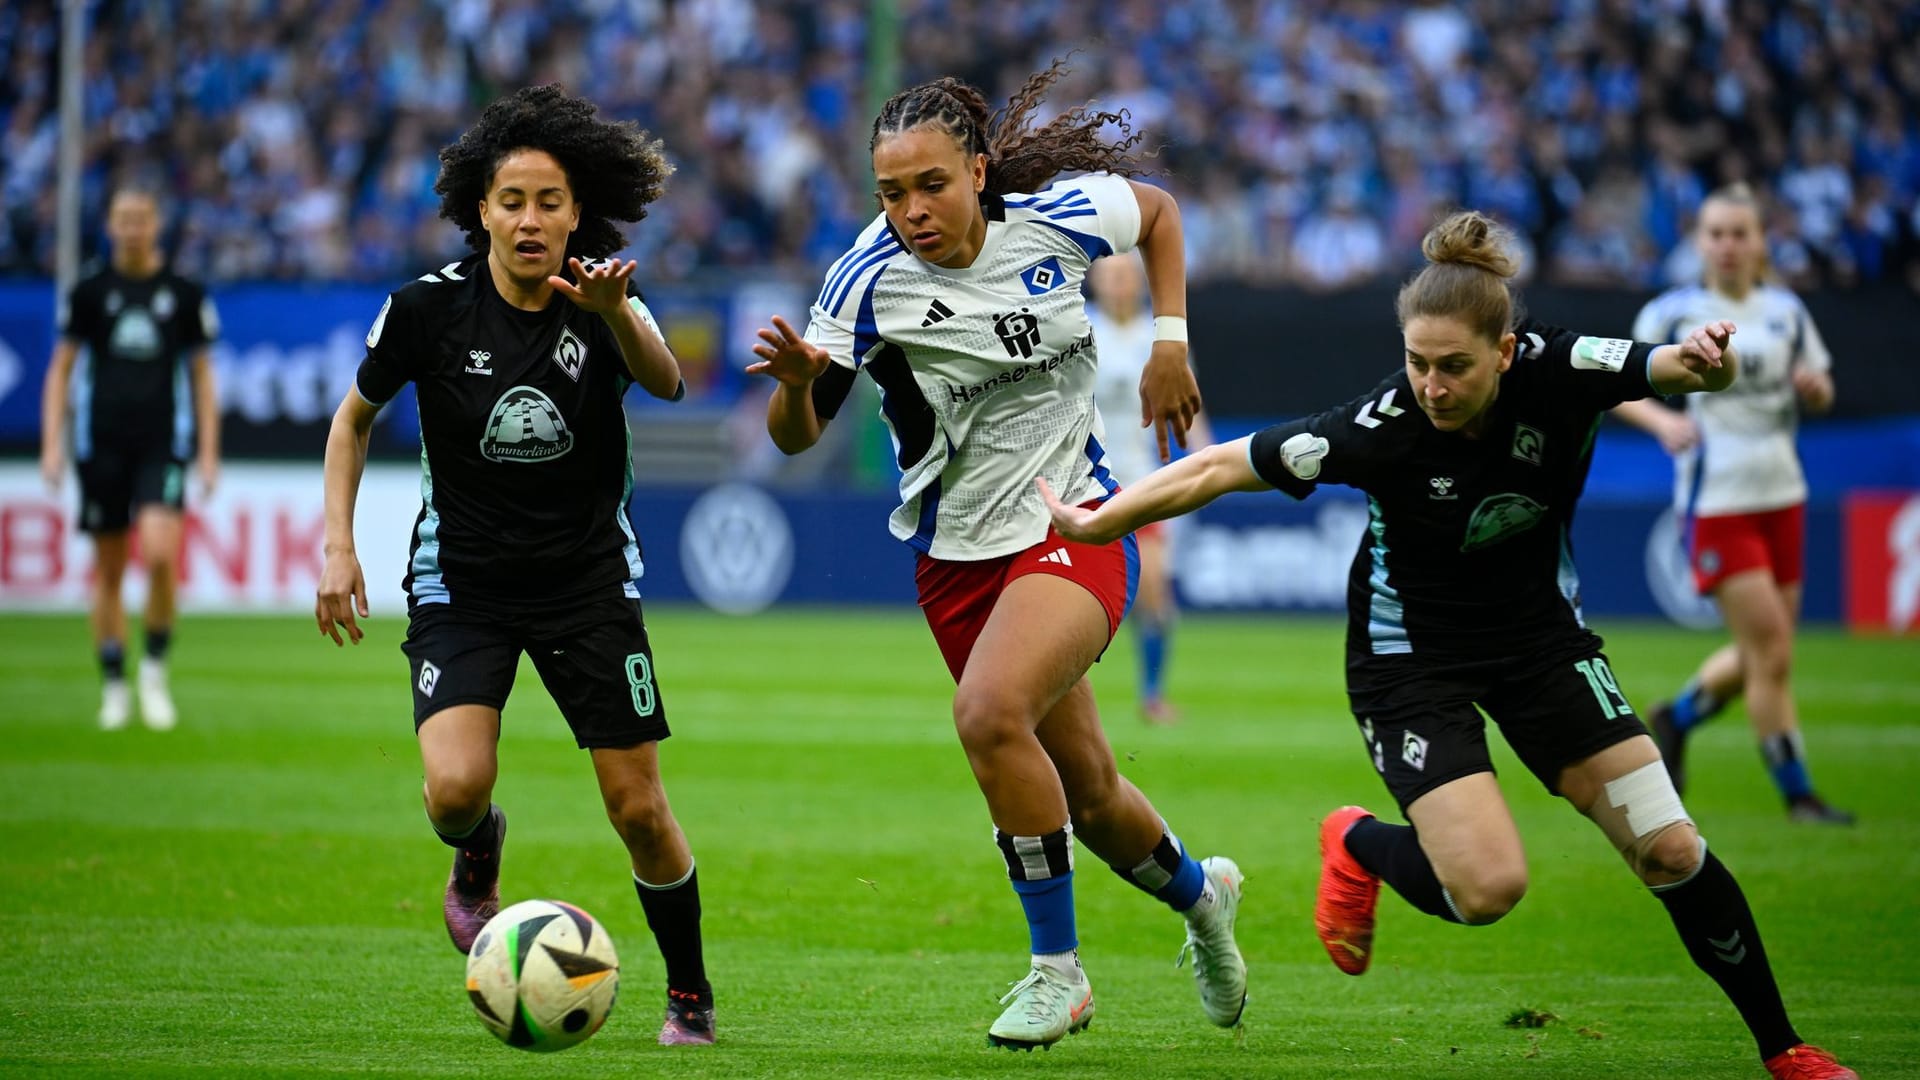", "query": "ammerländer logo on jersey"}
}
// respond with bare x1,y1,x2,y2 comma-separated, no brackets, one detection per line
480,385,574,463
1571,336,1633,372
